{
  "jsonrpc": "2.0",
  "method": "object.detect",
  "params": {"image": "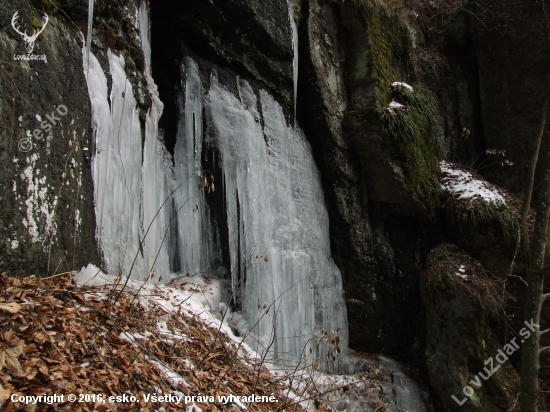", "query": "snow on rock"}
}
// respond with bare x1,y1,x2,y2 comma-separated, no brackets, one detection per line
20,153,58,245
440,160,506,204
456,264,468,279
392,81,414,92
385,100,406,115
389,101,405,109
